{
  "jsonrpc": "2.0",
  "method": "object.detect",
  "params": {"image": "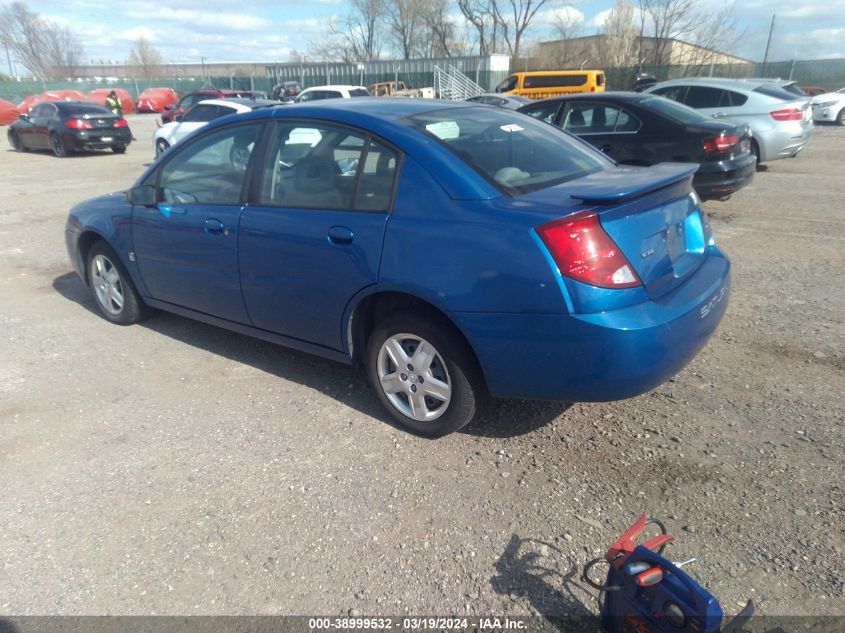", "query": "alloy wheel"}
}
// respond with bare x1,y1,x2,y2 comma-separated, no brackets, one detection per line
376,333,452,422
90,254,125,315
